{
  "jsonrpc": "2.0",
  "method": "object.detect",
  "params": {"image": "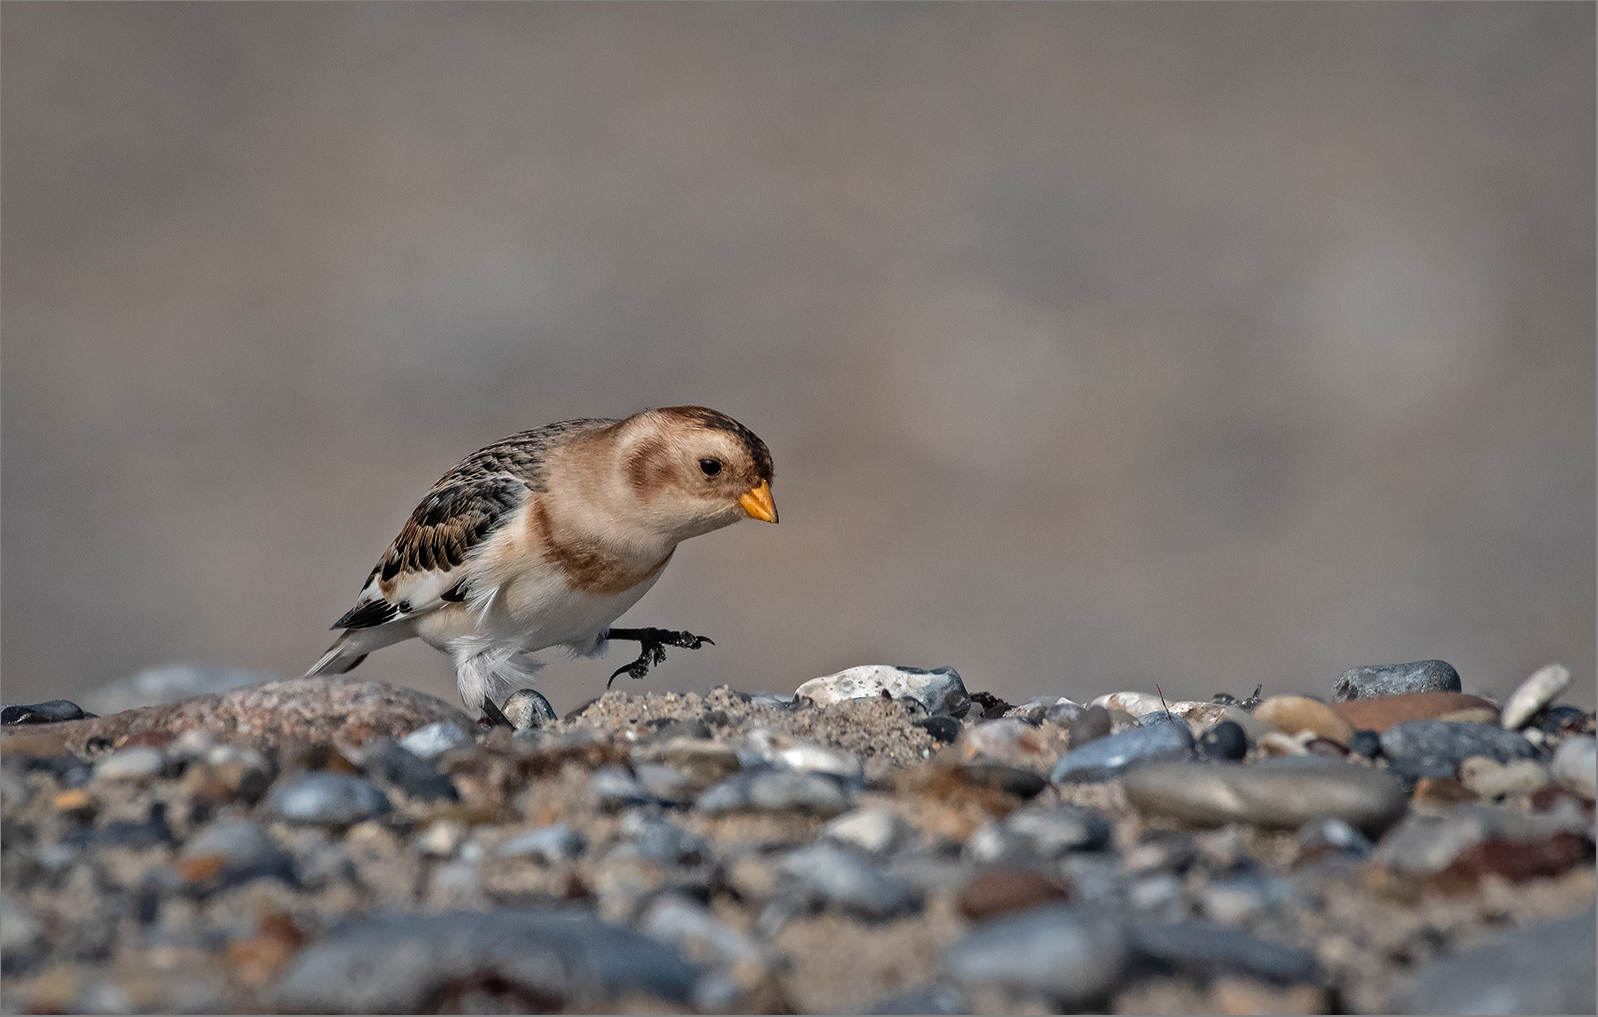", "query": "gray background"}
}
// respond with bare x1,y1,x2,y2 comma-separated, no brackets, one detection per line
4,3,1593,715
